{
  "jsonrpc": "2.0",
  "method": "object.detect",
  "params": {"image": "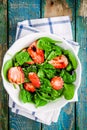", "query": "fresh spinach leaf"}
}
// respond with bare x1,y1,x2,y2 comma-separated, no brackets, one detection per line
37,37,60,51
63,50,78,69
27,65,37,73
40,78,51,86
38,37,61,44
41,63,54,69
44,45,62,59
68,51,78,69
43,69,56,79
60,70,76,83
39,92,51,100
19,88,33,103
47,50,61,61
37,39,52,51
15,51,32,65
66,62,73,71
39,84,52,93
37,69,45,78
23,65,37,77
51,89,63,100
63,83,75,100
52,45,63,52
34,94,47,107
22,68,28,77
44,50,51,59
37,91,50,101
39,77,52,92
